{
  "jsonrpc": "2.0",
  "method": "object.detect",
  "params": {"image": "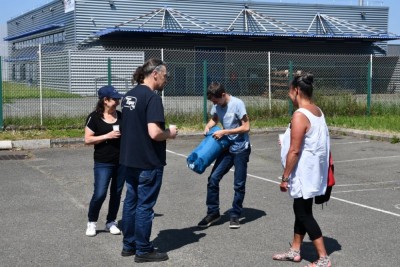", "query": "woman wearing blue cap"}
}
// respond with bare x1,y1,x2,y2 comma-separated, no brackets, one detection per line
84,85,125,237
